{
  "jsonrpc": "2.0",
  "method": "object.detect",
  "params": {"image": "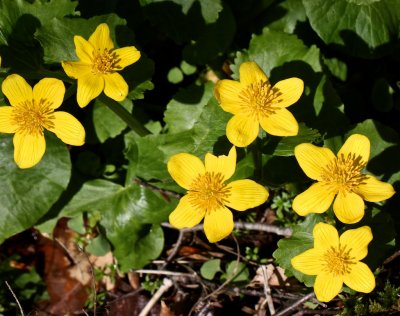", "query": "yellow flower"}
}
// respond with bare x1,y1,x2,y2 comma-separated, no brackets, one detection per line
291,223,375,302
0,74,85,168
214,61,303,147
62,23,141,108
168,147,269,242
293,134,395,223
